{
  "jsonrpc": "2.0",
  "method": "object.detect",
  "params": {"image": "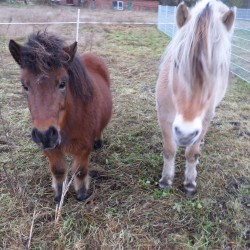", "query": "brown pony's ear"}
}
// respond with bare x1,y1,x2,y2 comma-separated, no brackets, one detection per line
9,39,23,66
63,41,77,63
222,8,236,31
176,2,190,28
